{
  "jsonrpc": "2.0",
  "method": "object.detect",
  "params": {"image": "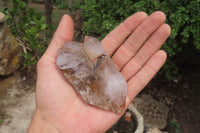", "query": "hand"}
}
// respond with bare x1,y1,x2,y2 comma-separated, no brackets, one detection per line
27,11,171,133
